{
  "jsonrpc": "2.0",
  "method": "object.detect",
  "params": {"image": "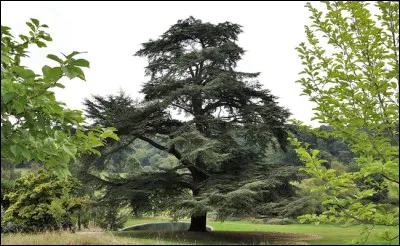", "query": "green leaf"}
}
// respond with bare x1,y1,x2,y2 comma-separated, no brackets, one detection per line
10,145,19,157
66,51,84,59
61,65,73,79
30,18,40,27
42,66,63,82
100,128,120,141
90,148,101,156
1,54,12,64
36,41,47,48
14,100,25,114
54,83,65,88
41,35,52,42
21,147,31,161
19,34,29,42
37,152,46,161
14,67,36,79
2,92,18,103
62,144,77,160
47,54,64,64
26,22,36,32
311,149,320,157
71,59,90,68
70,66,86,81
